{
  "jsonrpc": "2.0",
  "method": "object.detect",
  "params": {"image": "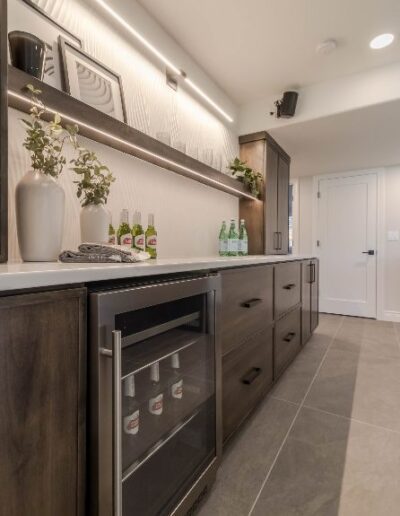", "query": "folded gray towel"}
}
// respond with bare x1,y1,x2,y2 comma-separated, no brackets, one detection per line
59,243,150,263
